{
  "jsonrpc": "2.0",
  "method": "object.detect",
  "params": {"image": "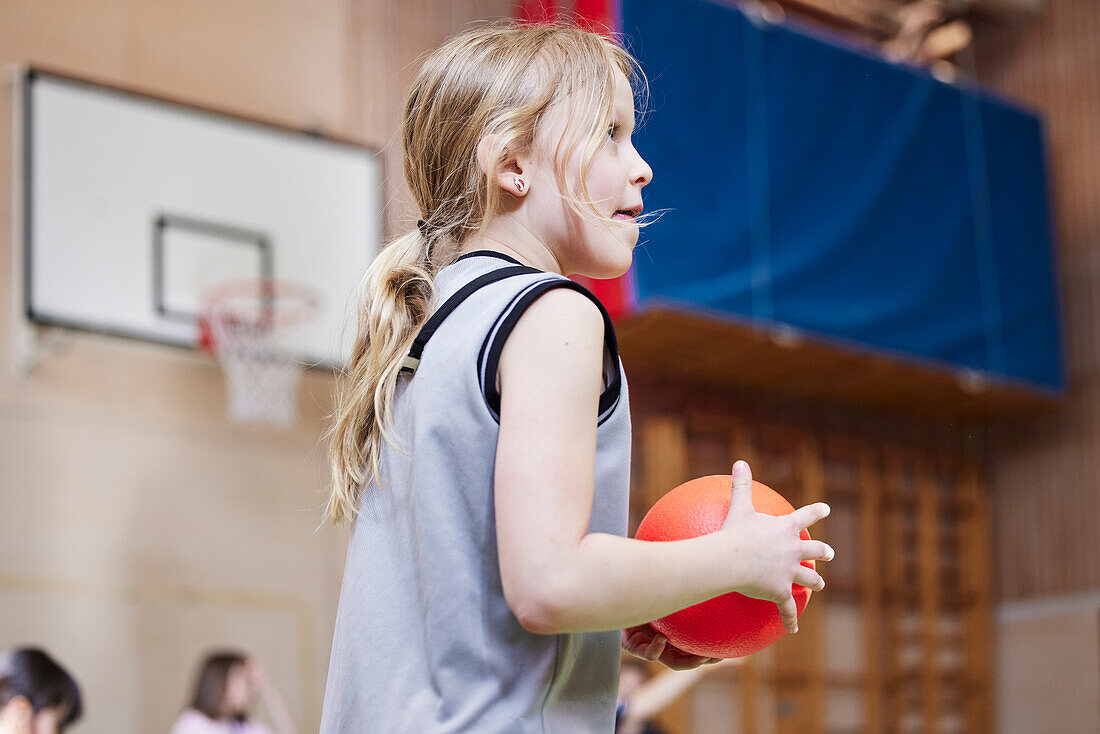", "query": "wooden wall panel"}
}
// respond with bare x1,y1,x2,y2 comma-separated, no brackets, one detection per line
629,386,994,733
972,0,1100,600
